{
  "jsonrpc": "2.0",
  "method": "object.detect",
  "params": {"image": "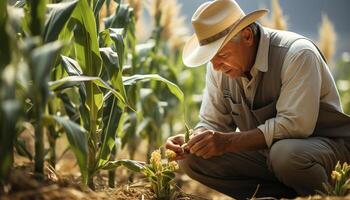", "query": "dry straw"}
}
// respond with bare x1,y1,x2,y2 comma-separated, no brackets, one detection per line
125,0,144,41
146,0,189,50
260,0,288,30
318,14,337,62
125,0,143,21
